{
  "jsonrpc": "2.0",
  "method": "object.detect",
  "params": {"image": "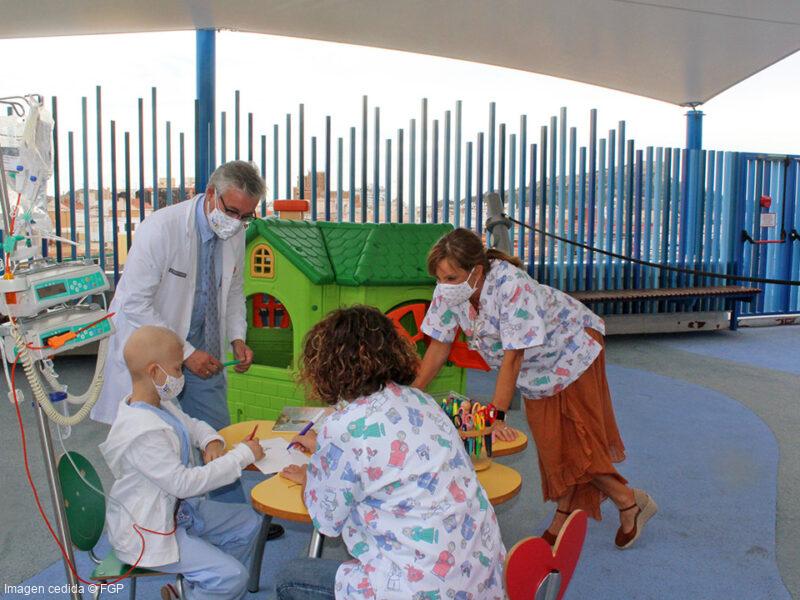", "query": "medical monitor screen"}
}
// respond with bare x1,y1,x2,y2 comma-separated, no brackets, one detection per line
37,282,67,299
